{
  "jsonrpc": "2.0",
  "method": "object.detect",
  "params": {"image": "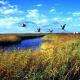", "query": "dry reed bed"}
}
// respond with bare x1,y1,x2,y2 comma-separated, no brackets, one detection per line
0,34,80,80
